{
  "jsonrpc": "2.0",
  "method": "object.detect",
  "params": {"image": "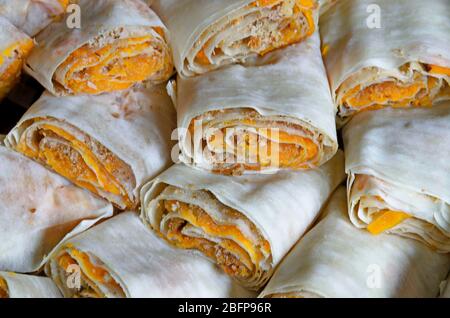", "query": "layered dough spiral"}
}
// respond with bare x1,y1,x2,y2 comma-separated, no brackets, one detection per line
52,29,173,95
336,63,450,118
186,108,323,174
187,0,317,75
50,246,125,298
348,174,450,252
13,117,136,210
146,185,272,290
